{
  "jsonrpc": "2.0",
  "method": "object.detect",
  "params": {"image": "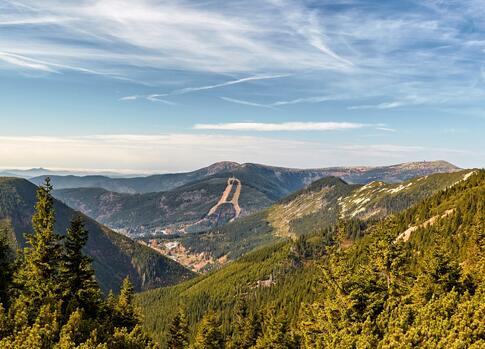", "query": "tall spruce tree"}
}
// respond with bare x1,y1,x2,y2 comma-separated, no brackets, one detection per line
12,177,63,322
27,178,61,285
114,277,139,330
59,216,101,317
167,307,189,349
227,298,261,349
254,308,294,349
